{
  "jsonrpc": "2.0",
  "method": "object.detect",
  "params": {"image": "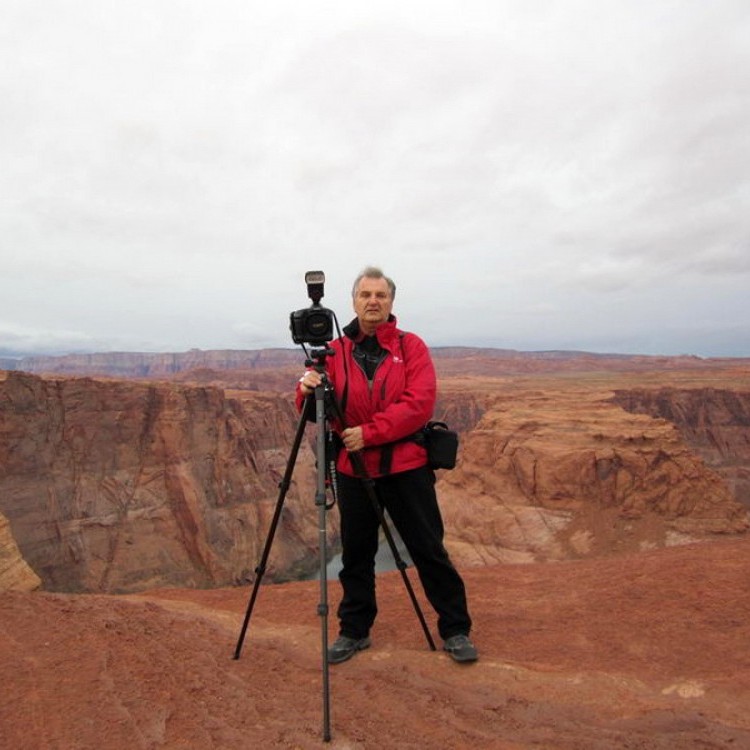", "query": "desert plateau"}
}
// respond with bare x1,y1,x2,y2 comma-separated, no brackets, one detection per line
2,347,750,749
